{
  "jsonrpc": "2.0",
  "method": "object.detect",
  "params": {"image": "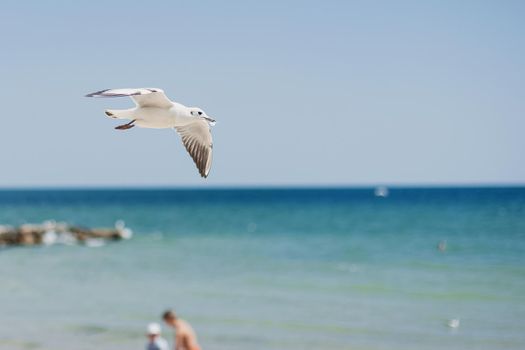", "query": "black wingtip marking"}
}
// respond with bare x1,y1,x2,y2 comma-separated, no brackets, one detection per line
85,89,110,97
85,89,143,98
